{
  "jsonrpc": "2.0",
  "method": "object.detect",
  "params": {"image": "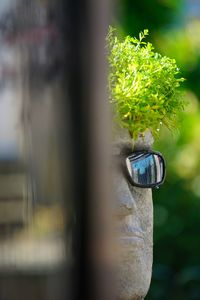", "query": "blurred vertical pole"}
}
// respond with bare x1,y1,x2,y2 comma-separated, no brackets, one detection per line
66,0,114,299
